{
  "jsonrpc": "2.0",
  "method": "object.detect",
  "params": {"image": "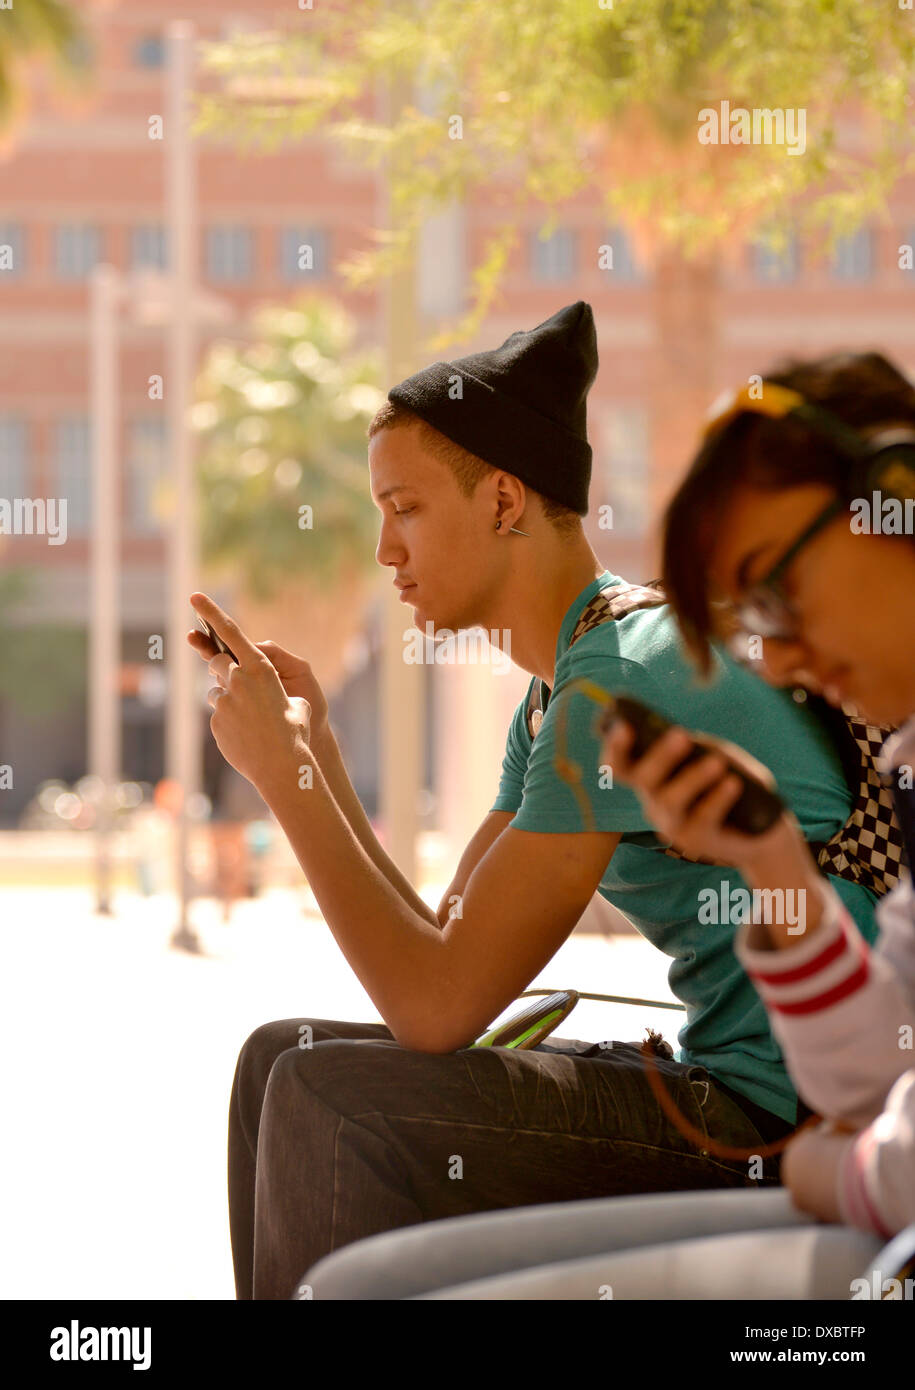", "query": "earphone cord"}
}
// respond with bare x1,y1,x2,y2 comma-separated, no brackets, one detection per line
518,987,820,1161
